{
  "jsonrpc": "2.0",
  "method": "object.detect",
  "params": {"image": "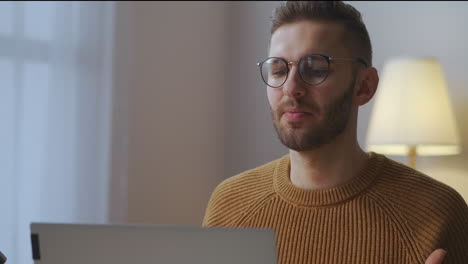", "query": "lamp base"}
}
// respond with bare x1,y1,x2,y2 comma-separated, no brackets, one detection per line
408,146,417,168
